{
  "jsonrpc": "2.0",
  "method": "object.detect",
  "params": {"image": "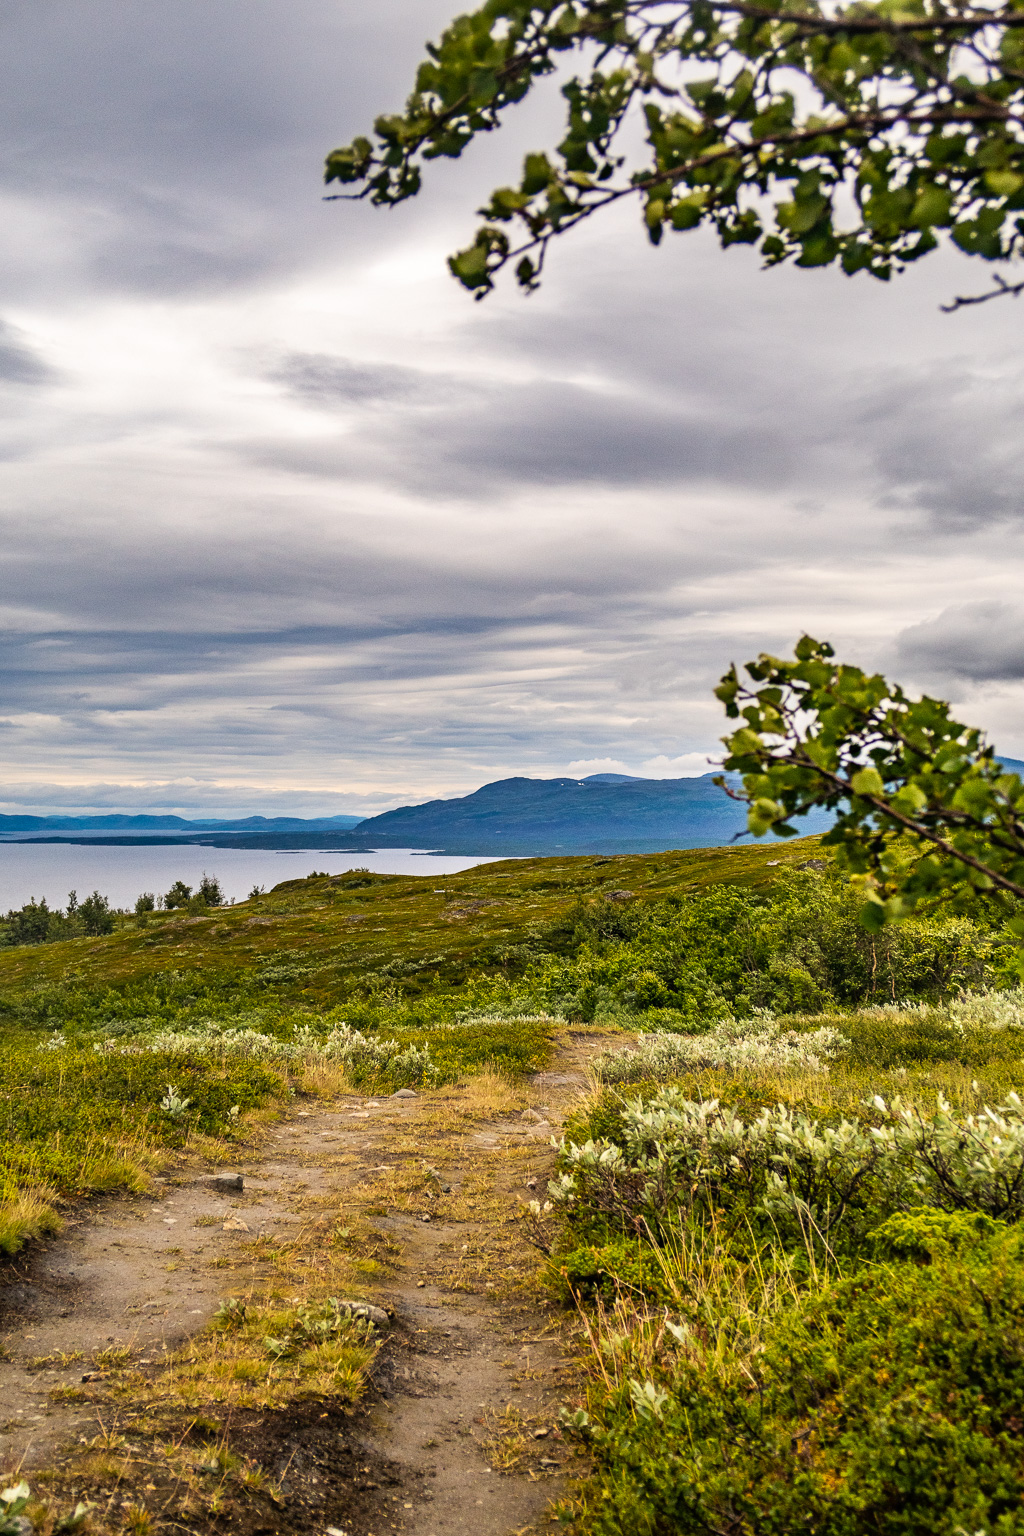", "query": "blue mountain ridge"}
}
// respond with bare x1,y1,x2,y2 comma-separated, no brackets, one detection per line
327,771,827,855
322,754,1024,856
5,759,1022,855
